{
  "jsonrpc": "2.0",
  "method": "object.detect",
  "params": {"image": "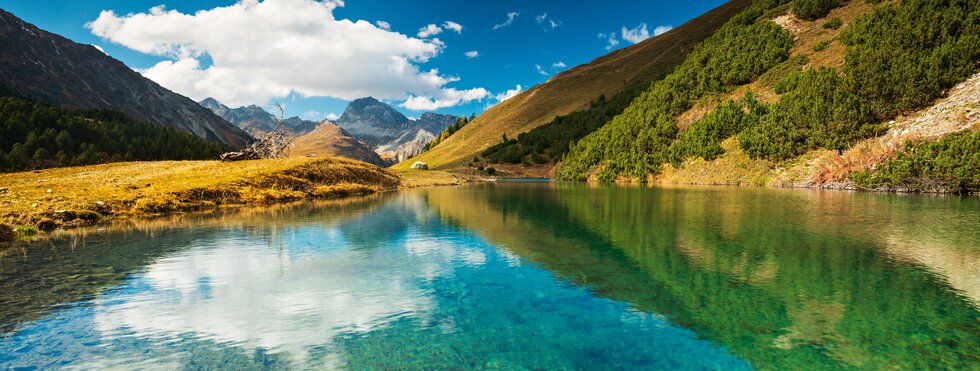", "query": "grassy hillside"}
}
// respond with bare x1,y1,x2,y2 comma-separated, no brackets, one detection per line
0,157,399,237
558,0,980,191
394,0,752,170
291,122,387,166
